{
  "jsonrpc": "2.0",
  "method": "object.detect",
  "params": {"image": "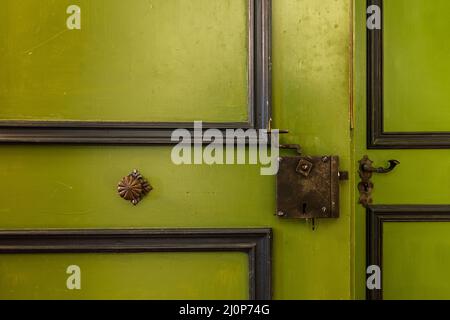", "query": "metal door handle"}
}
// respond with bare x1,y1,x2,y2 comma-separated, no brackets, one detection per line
358,156,400,207
360,158,400,174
